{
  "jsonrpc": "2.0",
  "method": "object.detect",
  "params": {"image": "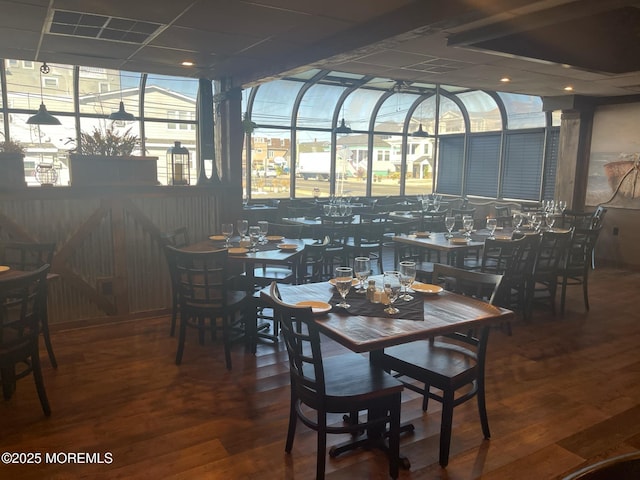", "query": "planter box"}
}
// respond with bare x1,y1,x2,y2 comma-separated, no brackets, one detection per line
69,154,159,186
0,153,27,188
